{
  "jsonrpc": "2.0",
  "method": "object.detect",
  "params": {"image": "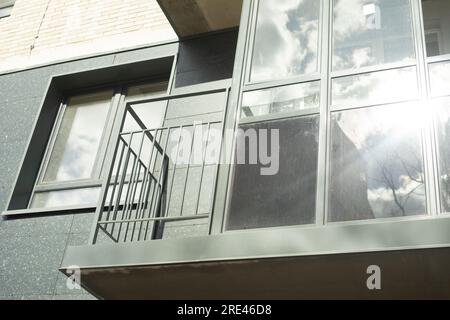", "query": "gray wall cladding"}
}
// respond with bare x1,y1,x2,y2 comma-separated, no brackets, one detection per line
0,46,176,300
